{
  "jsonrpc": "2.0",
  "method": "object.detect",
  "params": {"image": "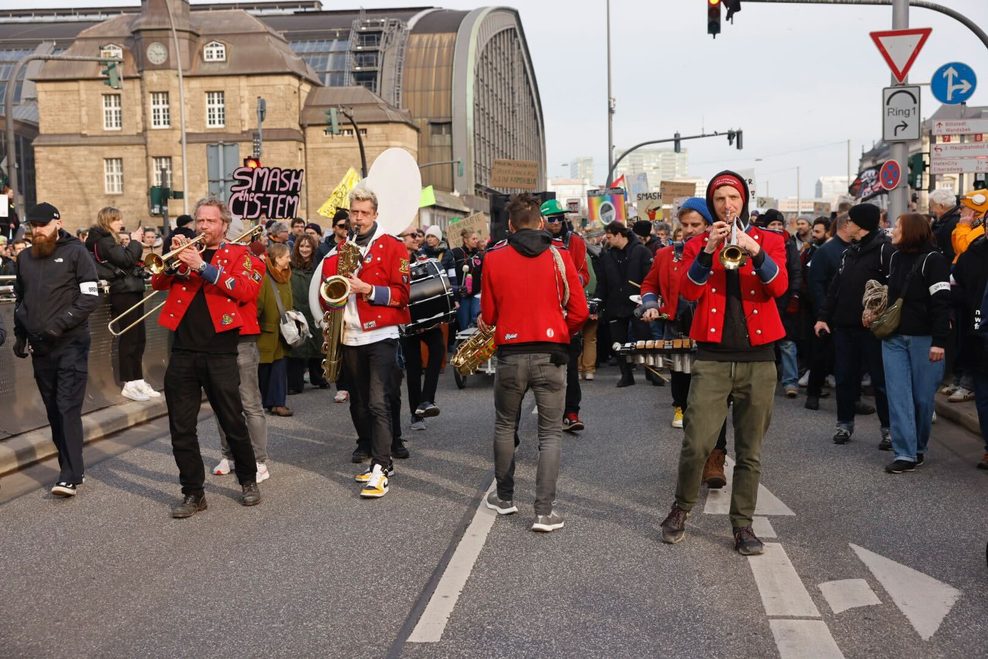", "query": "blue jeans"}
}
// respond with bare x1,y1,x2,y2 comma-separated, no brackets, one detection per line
973,372,988,452
778,339,798,388
457,296,481,331
882,335,943,462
